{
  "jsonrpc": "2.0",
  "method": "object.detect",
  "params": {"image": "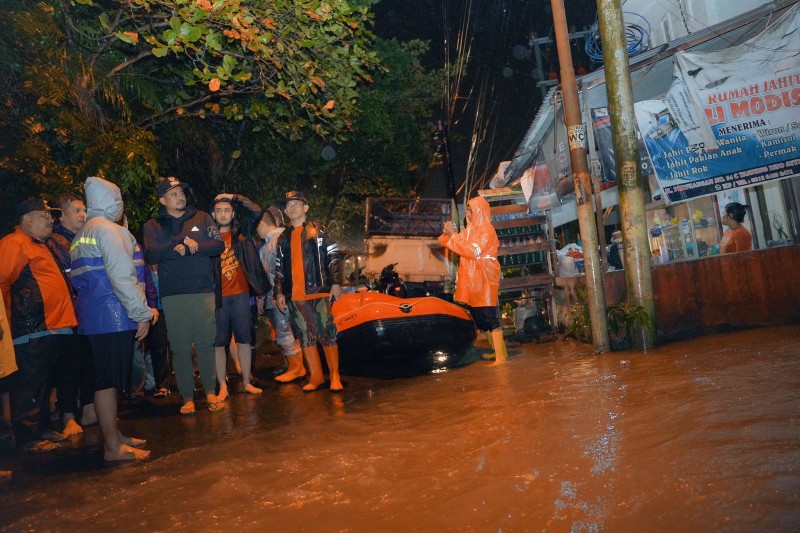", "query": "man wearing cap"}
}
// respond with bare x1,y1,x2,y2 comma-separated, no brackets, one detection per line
273,191,343,392
142,177,225,415
0,198,76,452
210,193,270,400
